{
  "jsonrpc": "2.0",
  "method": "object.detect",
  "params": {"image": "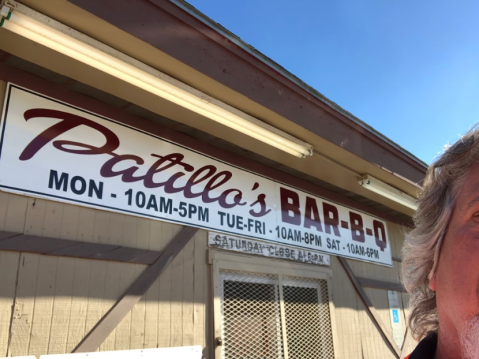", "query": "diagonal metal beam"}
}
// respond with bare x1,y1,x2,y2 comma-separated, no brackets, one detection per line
338,257,400,358
73,225,198,353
